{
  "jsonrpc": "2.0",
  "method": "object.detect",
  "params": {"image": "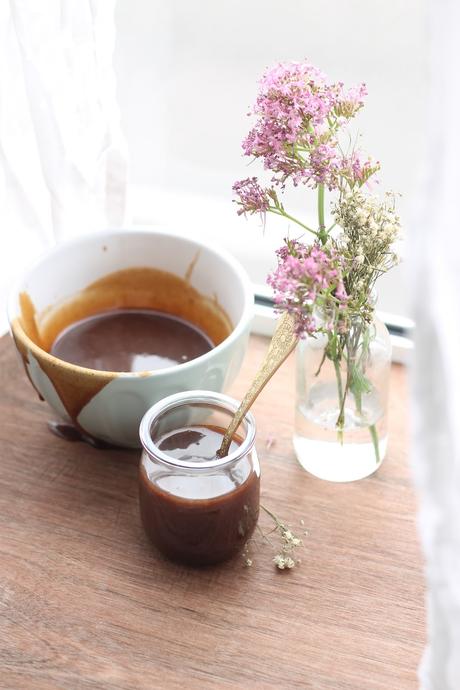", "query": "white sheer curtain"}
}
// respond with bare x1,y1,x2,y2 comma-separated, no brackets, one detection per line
411,1,460,687
0,0,127,331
